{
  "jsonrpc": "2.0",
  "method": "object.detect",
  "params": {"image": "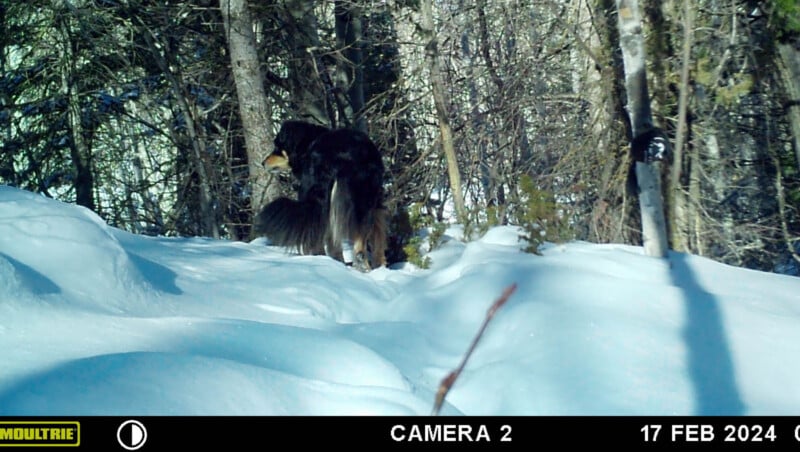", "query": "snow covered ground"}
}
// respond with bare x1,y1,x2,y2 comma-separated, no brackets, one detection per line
0,185,798,415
